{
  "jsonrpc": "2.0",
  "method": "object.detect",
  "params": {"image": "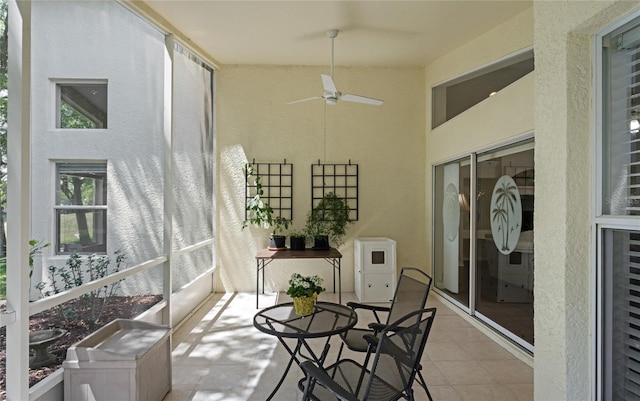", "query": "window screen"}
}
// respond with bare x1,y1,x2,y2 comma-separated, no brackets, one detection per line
55,162,107,254
600,18,640,400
